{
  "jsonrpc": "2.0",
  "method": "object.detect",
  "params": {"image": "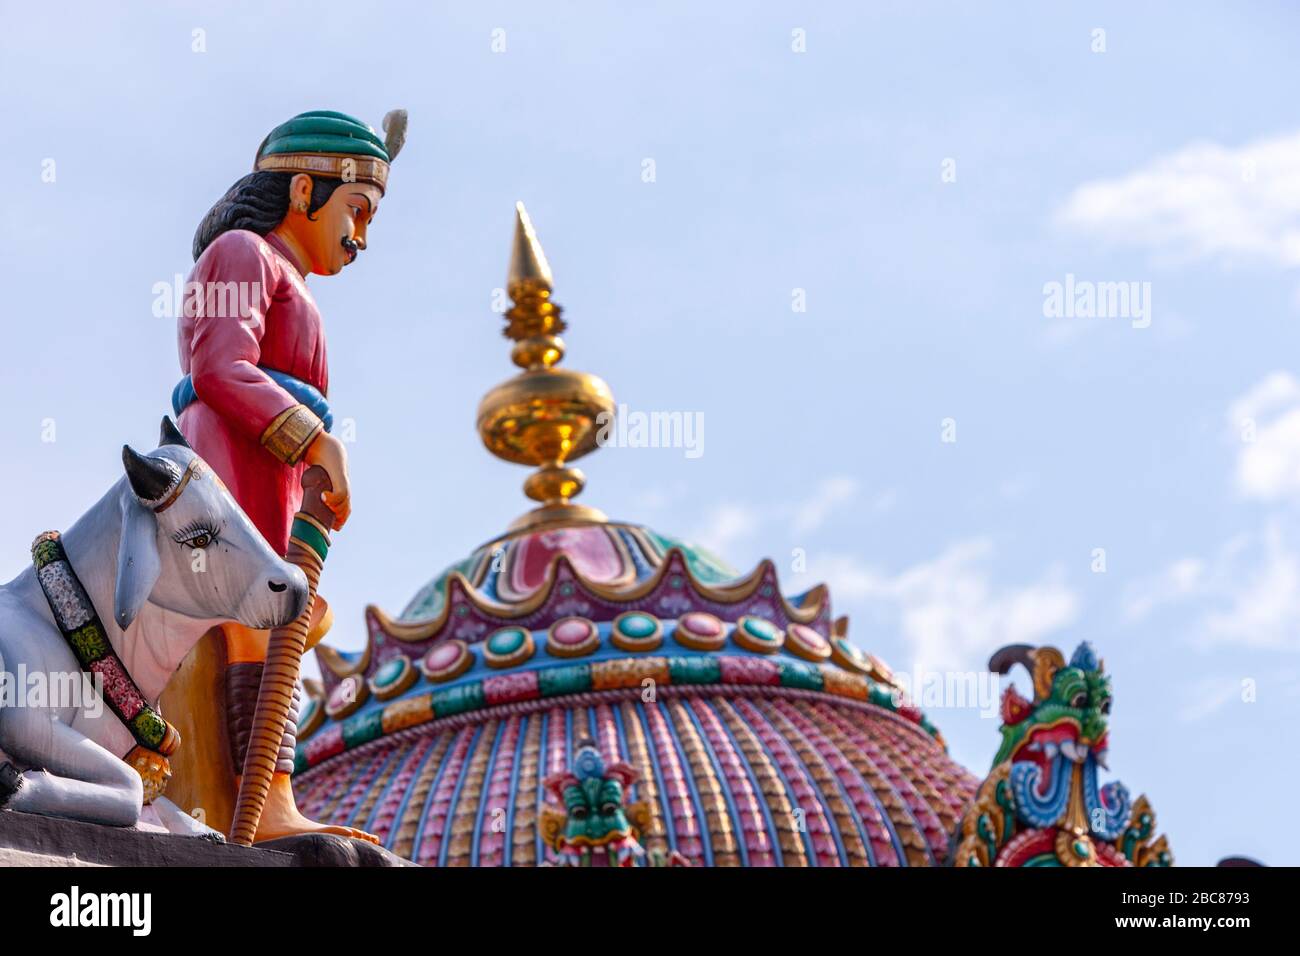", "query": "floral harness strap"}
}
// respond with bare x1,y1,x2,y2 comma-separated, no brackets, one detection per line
32,531,180,803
